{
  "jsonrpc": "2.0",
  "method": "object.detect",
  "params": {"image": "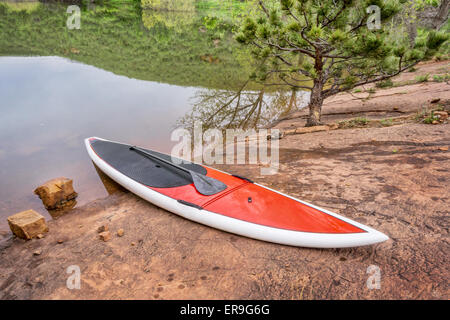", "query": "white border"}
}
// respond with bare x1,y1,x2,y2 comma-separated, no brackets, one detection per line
85,137,389,248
